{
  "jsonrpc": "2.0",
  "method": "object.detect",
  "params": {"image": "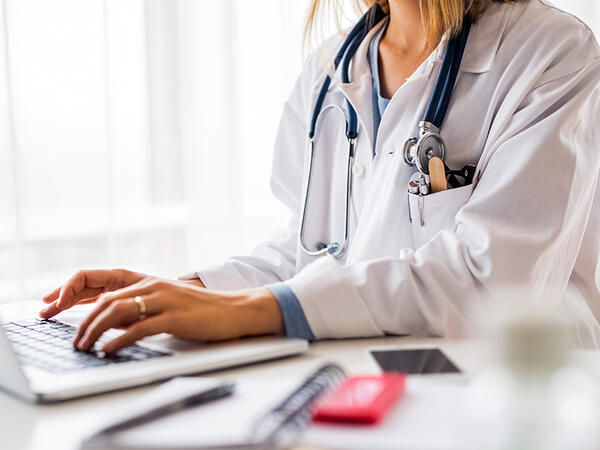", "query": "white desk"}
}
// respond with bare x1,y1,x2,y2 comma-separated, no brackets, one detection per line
2,302,599,450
